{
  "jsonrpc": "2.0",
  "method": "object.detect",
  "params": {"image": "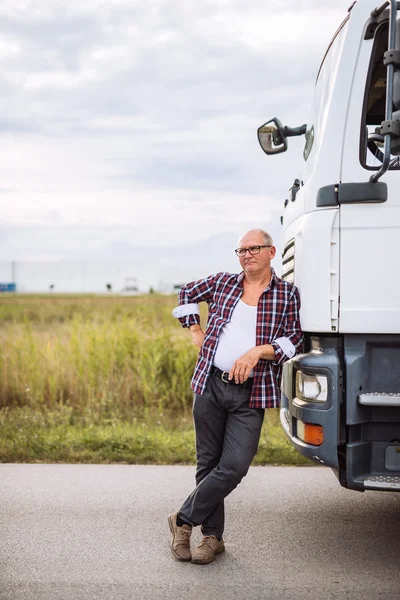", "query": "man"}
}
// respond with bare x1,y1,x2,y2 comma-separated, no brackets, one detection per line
169,229,303,565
